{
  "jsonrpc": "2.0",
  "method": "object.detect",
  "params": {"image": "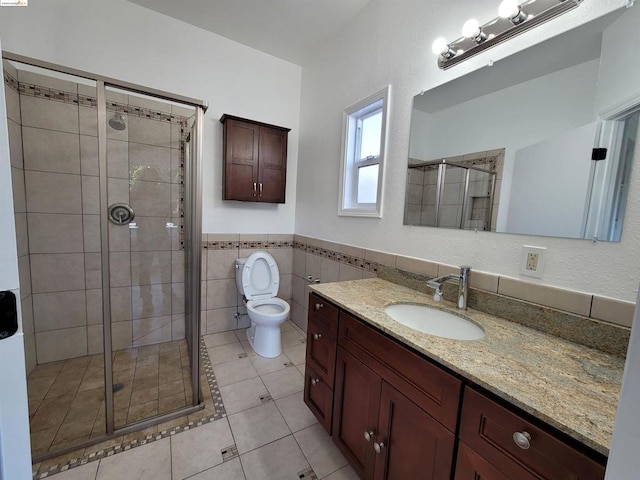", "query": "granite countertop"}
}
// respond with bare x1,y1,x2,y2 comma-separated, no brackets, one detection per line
309,278,624,456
